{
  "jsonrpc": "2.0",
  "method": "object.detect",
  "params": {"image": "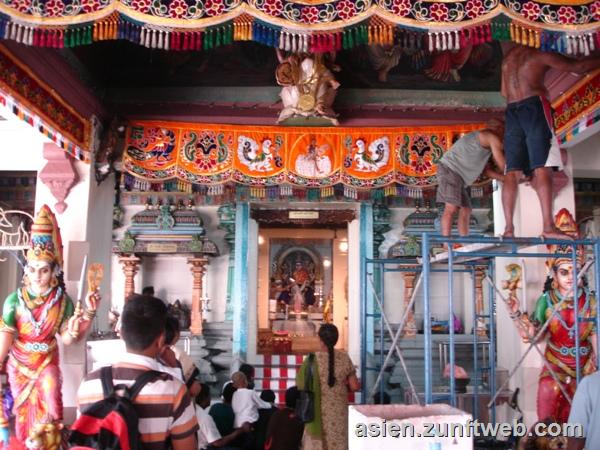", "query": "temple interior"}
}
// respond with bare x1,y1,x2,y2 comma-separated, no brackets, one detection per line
0,0,599,448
